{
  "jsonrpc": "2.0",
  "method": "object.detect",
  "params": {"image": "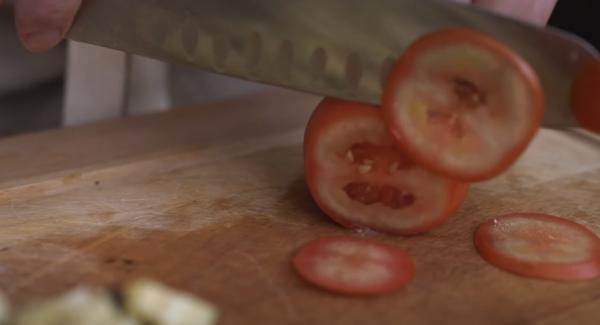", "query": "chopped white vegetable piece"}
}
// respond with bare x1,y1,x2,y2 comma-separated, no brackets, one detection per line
124,279,218,325
16,287,138,325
